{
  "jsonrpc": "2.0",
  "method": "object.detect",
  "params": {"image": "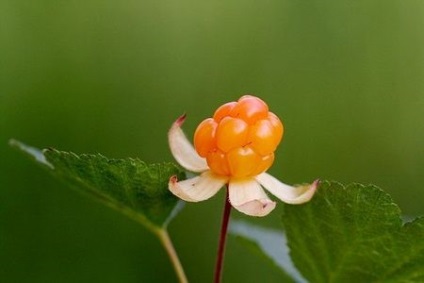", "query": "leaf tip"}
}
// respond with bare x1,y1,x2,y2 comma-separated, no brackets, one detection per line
9,139,54,169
